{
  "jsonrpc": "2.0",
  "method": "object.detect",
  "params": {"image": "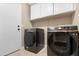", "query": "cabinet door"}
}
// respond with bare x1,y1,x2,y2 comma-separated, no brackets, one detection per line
41,3,53,17
54,3,74,15
31,4,41,20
